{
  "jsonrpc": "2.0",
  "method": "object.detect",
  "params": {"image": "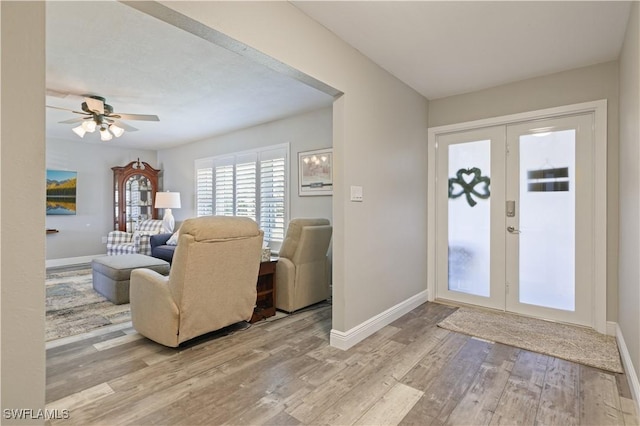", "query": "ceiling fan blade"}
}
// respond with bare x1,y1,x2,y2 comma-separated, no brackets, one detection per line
111,120,138,132
46,105,89,115
46,89,86,99
58,117,87,124
84,97,104,114
46,89,70,98
113,113,159,122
